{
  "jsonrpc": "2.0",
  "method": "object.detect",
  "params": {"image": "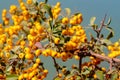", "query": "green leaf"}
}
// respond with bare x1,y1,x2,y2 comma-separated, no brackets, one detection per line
64,70,70,76
91,24,98,30
107,32,114,40
43,4,53,18
82,70,90,75
101,39,112,45
95,70,104,80
111,73,118,80
64,37,70,42
44,0,48,3
107,69,115,74
9,54,18,59
6,66,12,72
41,38,49,45
106,27,113,32
6,74,18,80
90,17,96,26
82,66,91,75
76,76,81,80
106,27,114,39
65,8,71,16
53,77,61,80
